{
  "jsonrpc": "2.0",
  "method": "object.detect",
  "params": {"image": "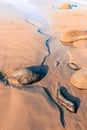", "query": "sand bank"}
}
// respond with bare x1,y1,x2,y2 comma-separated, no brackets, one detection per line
0,2,87,130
